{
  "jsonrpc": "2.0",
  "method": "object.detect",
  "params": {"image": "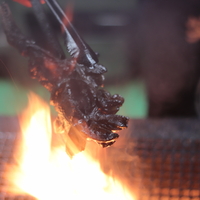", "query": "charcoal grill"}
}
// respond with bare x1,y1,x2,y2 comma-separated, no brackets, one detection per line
0,117,200,200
